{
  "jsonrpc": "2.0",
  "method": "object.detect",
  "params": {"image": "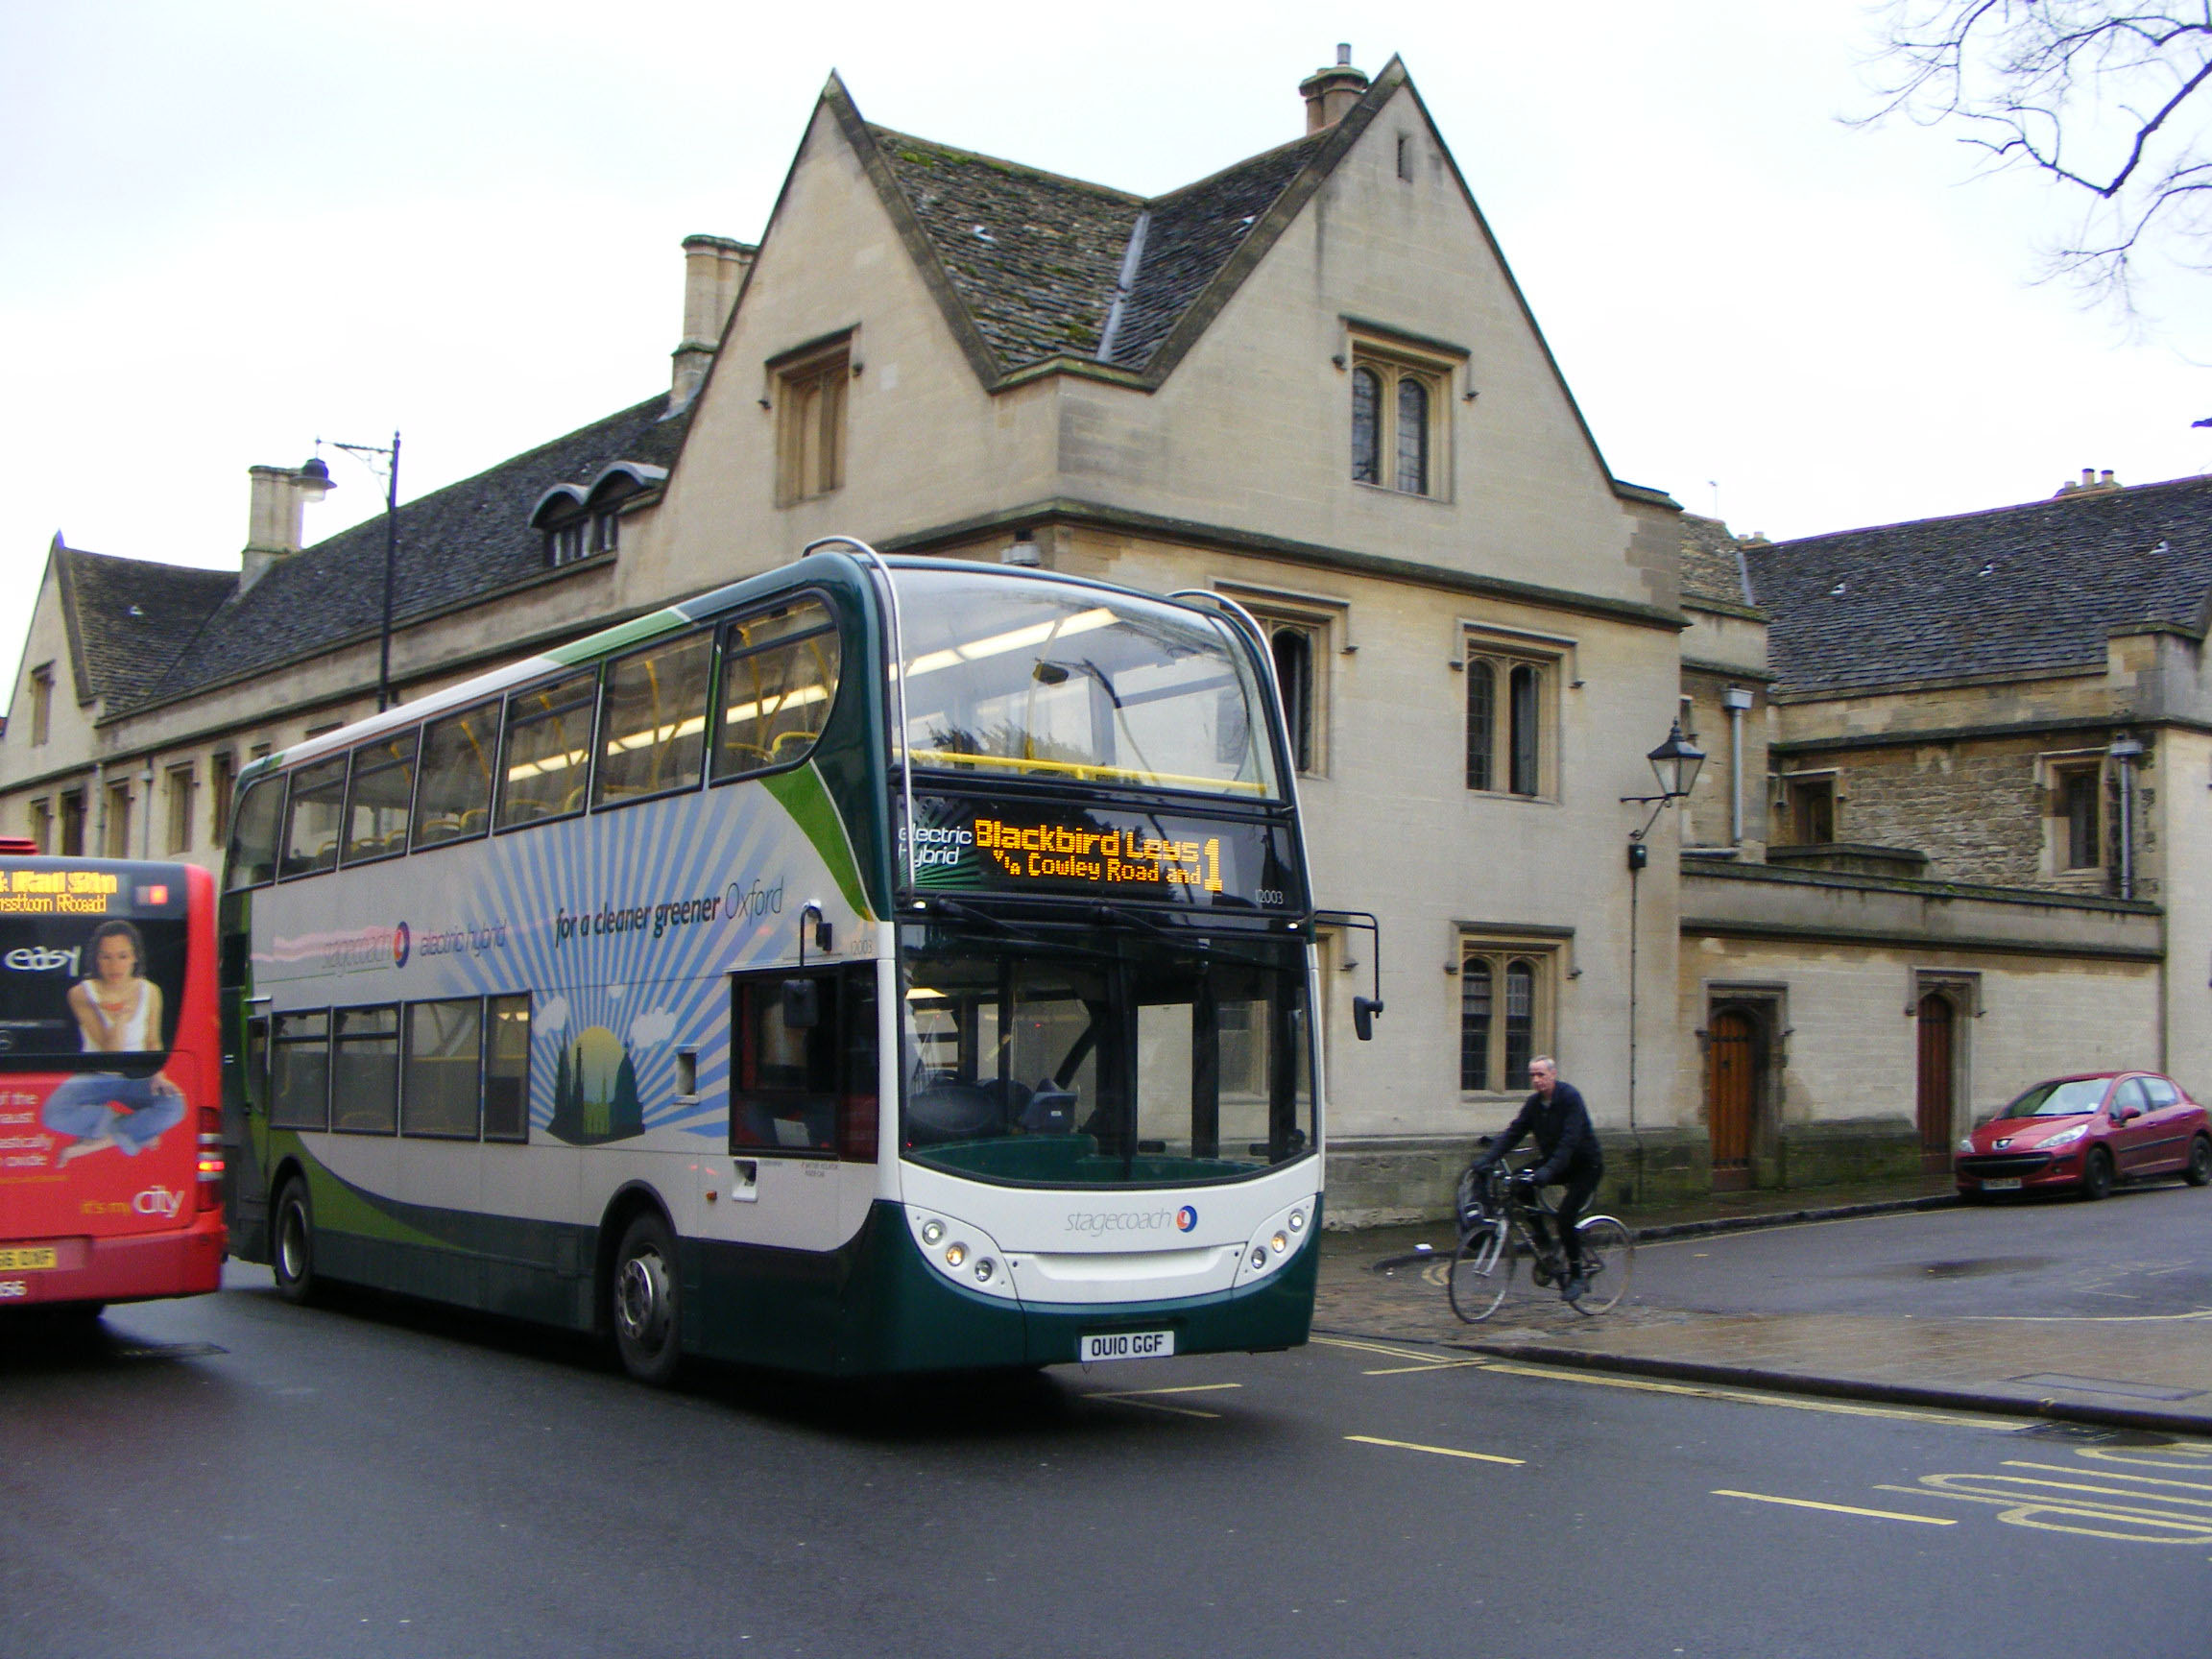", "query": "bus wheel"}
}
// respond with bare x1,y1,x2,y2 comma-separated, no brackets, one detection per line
272,1178,319,1306
610,1213,682,1386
